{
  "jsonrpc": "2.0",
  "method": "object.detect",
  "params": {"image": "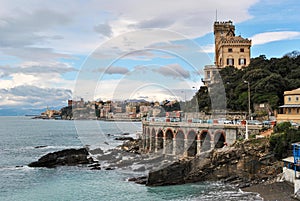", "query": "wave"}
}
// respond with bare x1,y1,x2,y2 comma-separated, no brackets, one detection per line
0,165,35,171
